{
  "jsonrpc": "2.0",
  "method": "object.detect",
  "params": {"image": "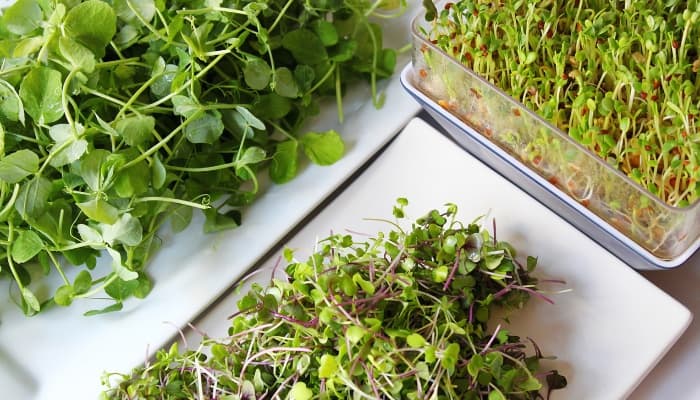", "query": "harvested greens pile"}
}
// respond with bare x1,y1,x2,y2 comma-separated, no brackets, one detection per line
103,201,567,399
0,0,403,315
423,0,700,206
